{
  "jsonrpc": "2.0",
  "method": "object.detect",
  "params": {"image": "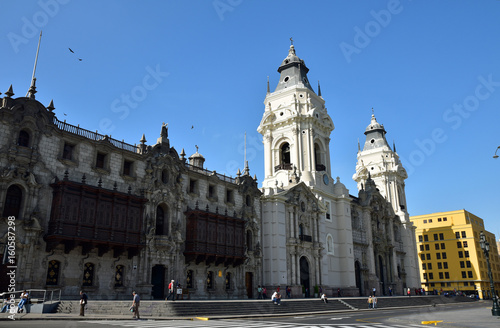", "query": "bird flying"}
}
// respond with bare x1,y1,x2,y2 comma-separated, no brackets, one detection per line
69,48,74,53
